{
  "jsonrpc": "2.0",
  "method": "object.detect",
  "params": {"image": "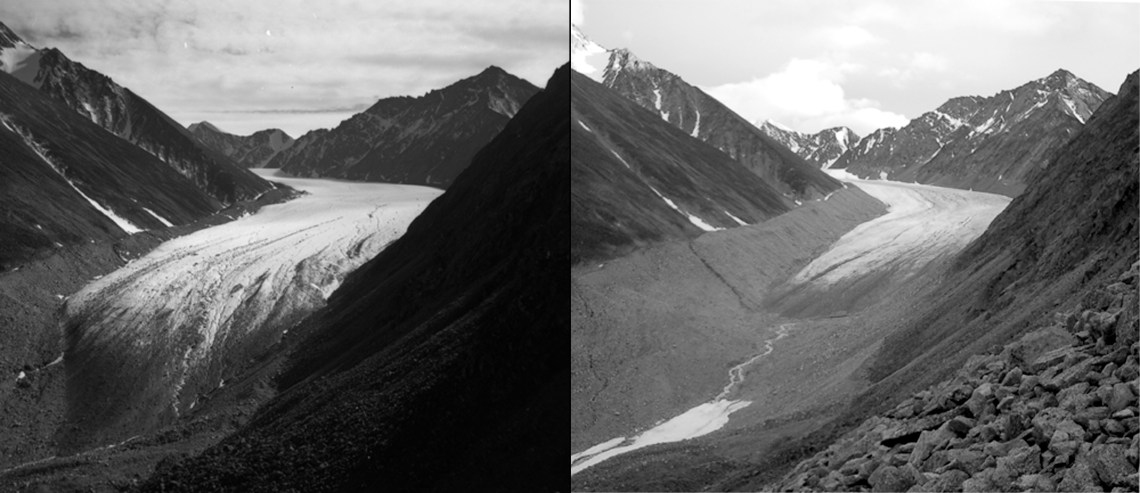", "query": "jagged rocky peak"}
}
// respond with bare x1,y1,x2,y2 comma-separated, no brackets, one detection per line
607,47,657,74
757,119,861,168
